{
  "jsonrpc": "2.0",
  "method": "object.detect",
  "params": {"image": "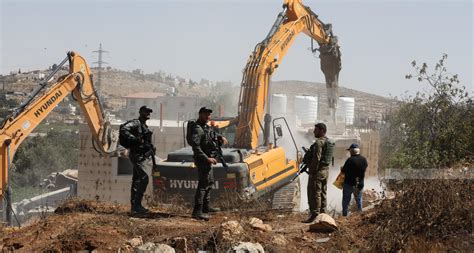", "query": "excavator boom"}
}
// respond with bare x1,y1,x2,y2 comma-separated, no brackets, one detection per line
0,52,118,200
235,0,341,149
